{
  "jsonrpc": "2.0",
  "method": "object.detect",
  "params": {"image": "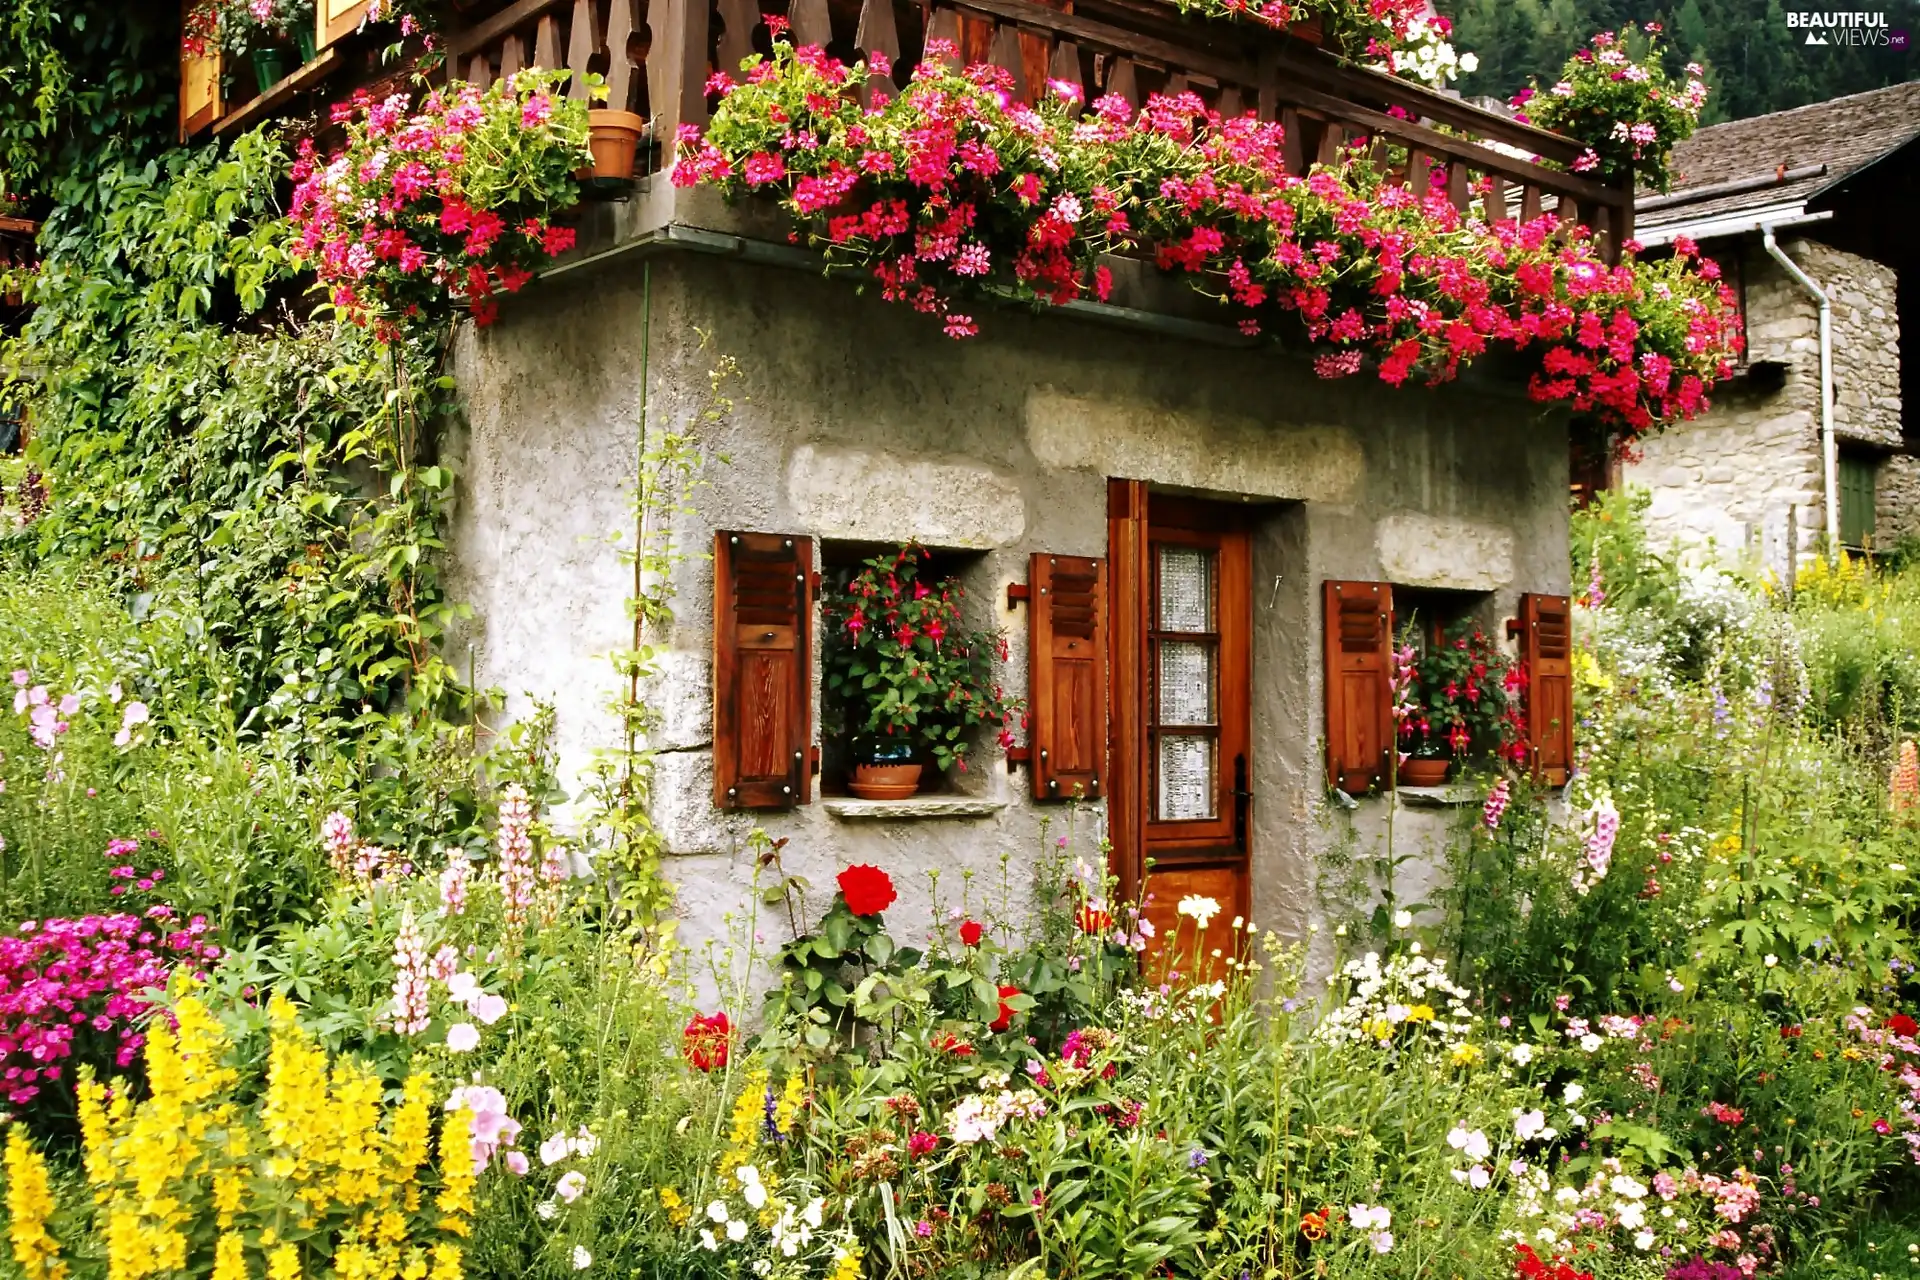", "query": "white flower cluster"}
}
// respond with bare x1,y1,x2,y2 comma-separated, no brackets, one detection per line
1315,945,1476,1048
699,1166,828,1262
1375,16,1479,88
946,1072,1049,1144
1506,1157,1663,1254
